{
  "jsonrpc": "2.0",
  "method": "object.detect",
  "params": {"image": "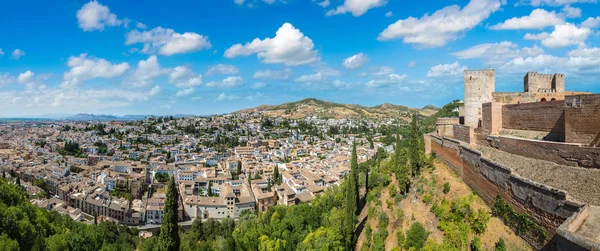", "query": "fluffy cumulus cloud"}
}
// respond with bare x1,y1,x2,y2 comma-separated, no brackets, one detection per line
562,5,582,18
126,27,212,56
365,73,407,88
524,23,590,48
17,71,34,83
517,0,596,6
169,65,202,88
61,54,130,88
11,49,25,60
490,9,564,30
127,55,170,87
224,23,319,66
326,0,387,17
343,53,368,69
452,41,544,65
175,88,195,97
149,85,161,96
500,46,600,74
581,17,600,28
313,0,331,8
253,68,293,80
378,0,503,47
215,93,237,101
206,76,244,88
205,64,239,76
76,1,122,31
426,61,467,77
